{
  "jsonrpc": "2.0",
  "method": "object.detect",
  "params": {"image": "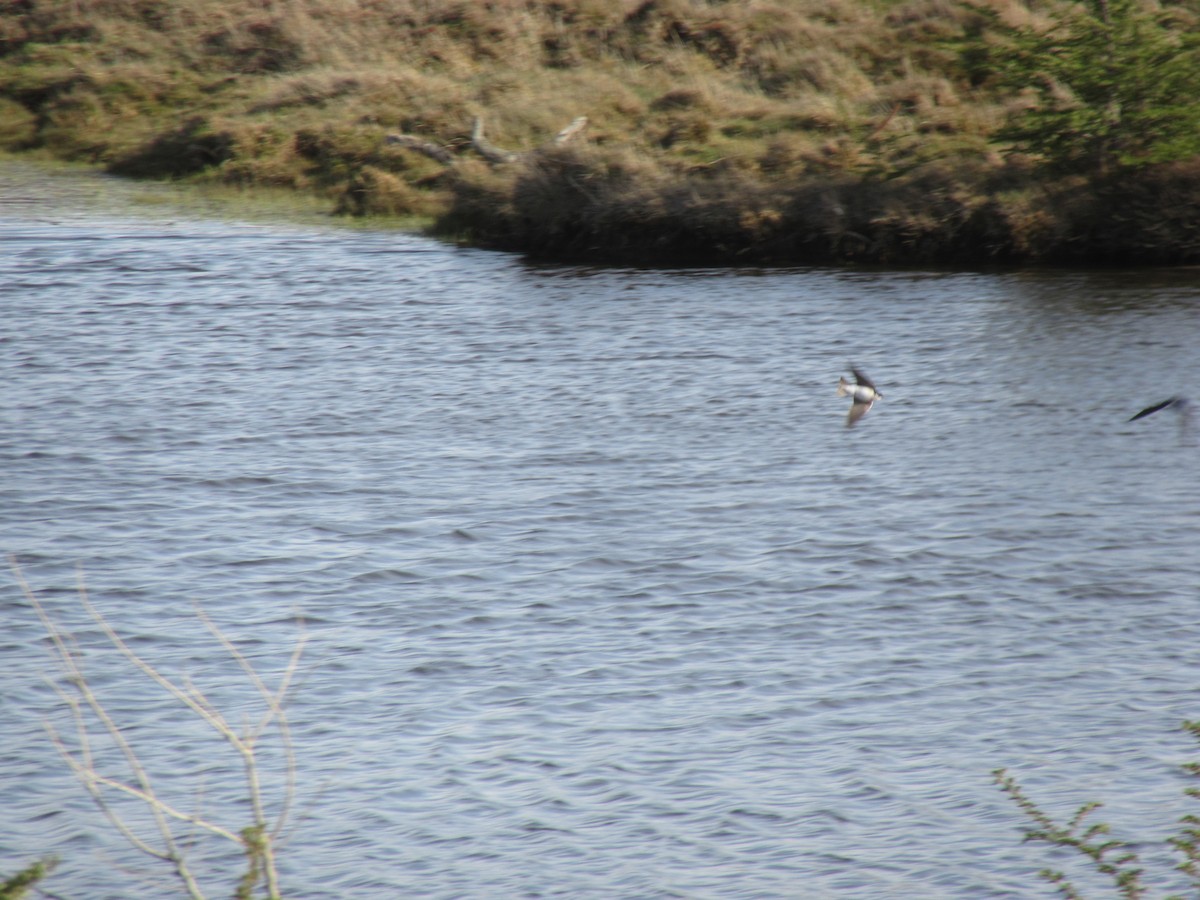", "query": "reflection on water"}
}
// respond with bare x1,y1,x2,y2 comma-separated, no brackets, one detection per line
3,161,1200,898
